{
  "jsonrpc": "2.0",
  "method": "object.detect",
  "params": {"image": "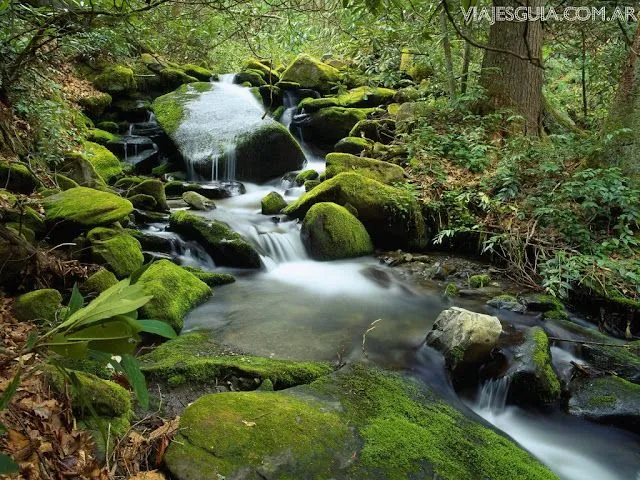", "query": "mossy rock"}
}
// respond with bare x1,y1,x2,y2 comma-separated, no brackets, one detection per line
567,375,640,431
181,266,235,287
181,64,214,81
349,118,396,143
325,152,404,185
114,176,144,190
140,333,333,389
283,172,426,250
158,68,199,91
81,141,124,184
87,227,144,278
182,191,215,211
304,107,380,145
299,86,396,112
128,179,169,212
301,202,373,261
1,200,44,235
470,274,490,288
507,327,561,406
59,151,107,188
165,364,558,480
136,260,211,332
294,169,319,185
43,187,133,227
304,180,320,192
53,174,78,191
87,128,118,146
487,294,526,313
0,161,39,193
94,66,137,94
78,93,112,117
152,83,212,135
169,210,261,268
96,121,119,133
280,54,341,94
243,59,280,81
334,136,372,155
81,268,118,294
12,289,62,324
257,85,283,109
261,191,287,215
235,70,267,87
128,193,157,210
